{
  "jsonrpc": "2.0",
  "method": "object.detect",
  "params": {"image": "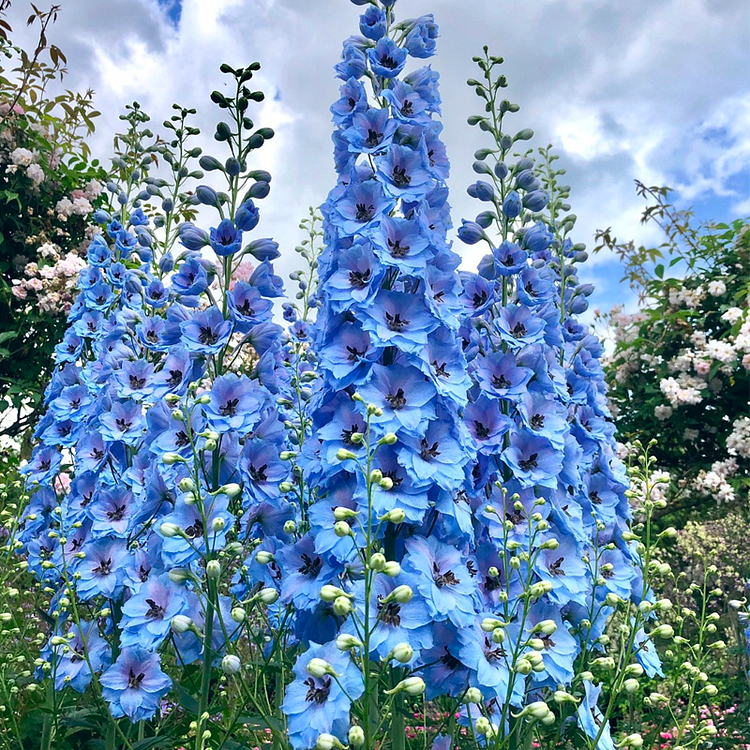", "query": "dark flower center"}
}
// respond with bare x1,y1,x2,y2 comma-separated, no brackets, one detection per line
420,439,440,461
93,557,112,576
590,491,601,505
548,557,566,577
392,166,411,188
107,504,127,522
129,375,146,390
304,676,331,704
400,100,413,116
518,453,538,472
238,299,255,316
432,359,449,378
346,345,366,362
385,311,409,332
185,519,204,539
365,129,383,148
474,421,490,440
219,397,240,417
386,388,407,410
510,321,527,338
473,290,488,308
127,668,146,690
530,414,545,429
115,418,132,432
388,238,410,258
349,268,372,289
432,561,460,588
145,598,166,619
491,374,510,389
176,430,190,448
484,637,507,662
355,202,375,222
440,648,461,670
298,552,323,577
199,326,219,346
166,369,183,387
250,464,268,483
377,596,401,626
379,54,399,69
